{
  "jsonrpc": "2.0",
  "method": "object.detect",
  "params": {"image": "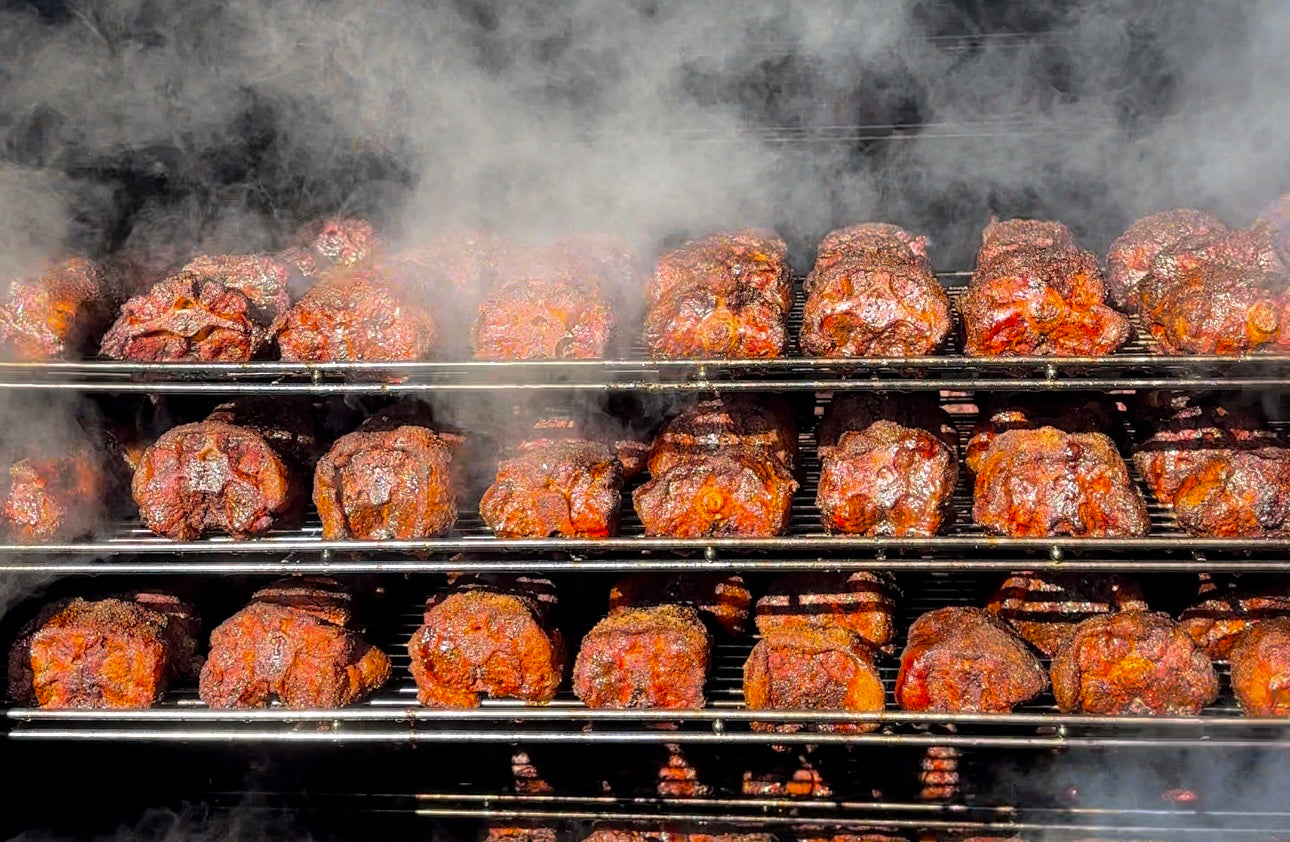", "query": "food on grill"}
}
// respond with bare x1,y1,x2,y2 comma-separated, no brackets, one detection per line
471,254,616,359
314,401,460,540
573,604,711,709
799,835,908,842
1178,578,1290,659
582,833,771,842
755,572,898,653
1125,213,1289,354
972,426,1149,537
609,573,751,637
100,254,293,362
133,400,316,540
0,257,114,361
1255,192,1290,257
633,449,797,537
986,572,1148,656
961,218,1131,356
2,438,113,543
394,228,512,298
965,393,1115,475
304,217,382,269
743,626,885,734
635,396,799,537
482,827,558,842
801,223,951,357
1106,209,1225,309
742,759,834,798
1133,399,1290,537
480,438,624,538
1227,618,1290,716
409,574,565,707
276,265,438,362
643,230,792,358
657,743,711,797
816,394,958,536
8,593,199,708
1051,611,1218,715
199,578,390,708
646,395,798,476
895,607,1047,713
